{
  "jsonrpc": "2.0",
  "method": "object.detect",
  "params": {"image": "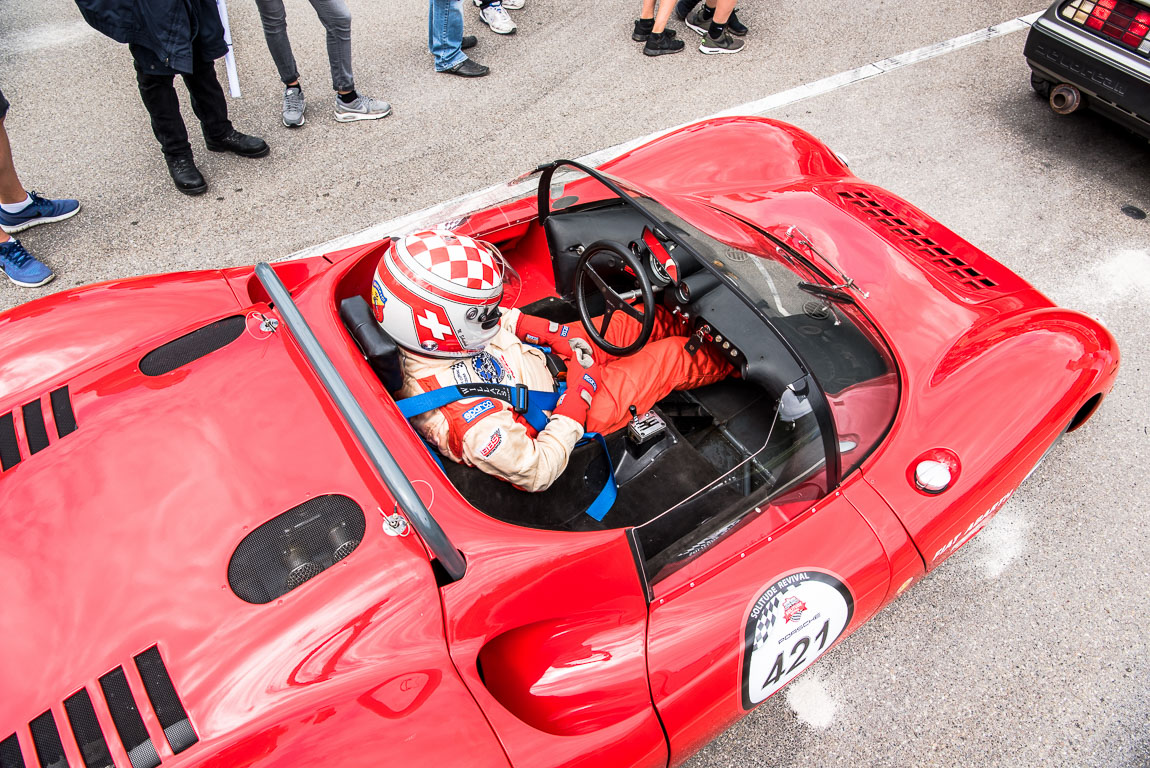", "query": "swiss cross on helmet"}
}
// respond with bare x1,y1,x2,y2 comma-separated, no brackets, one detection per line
373,230,509,358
